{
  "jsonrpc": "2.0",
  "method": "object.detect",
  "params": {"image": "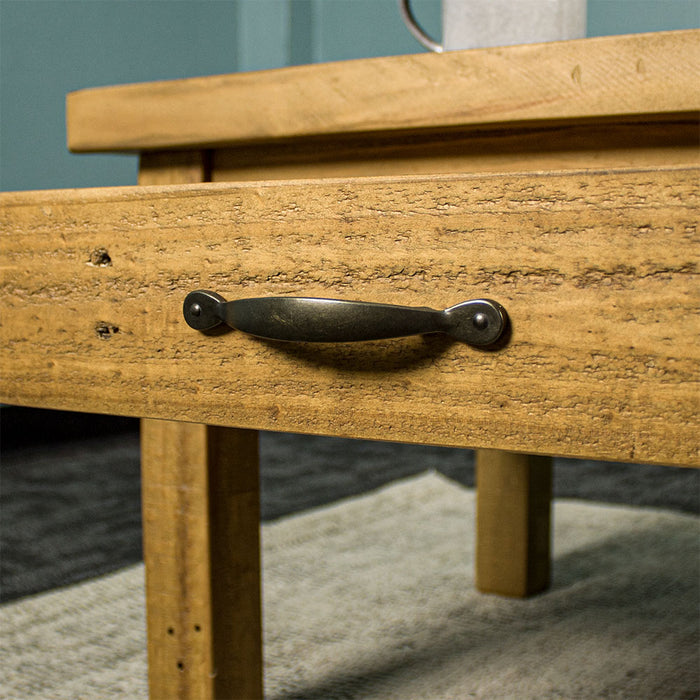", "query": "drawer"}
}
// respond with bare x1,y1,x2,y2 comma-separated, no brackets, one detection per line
1,166,698,466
